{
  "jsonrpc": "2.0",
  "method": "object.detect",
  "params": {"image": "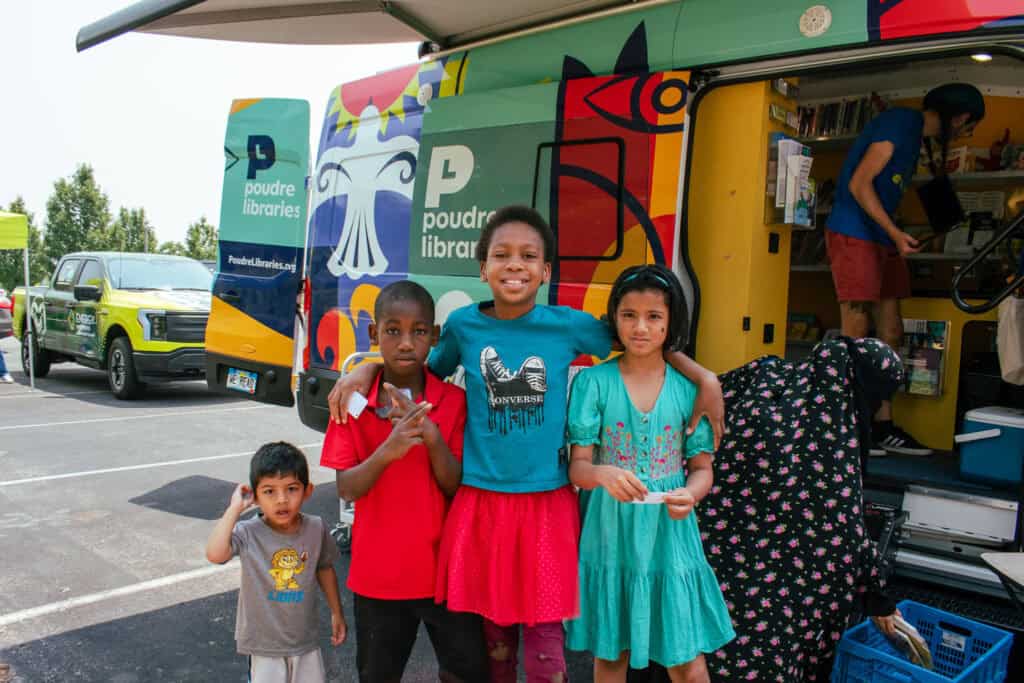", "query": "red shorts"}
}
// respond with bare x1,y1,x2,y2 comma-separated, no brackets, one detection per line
825,230,911,303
